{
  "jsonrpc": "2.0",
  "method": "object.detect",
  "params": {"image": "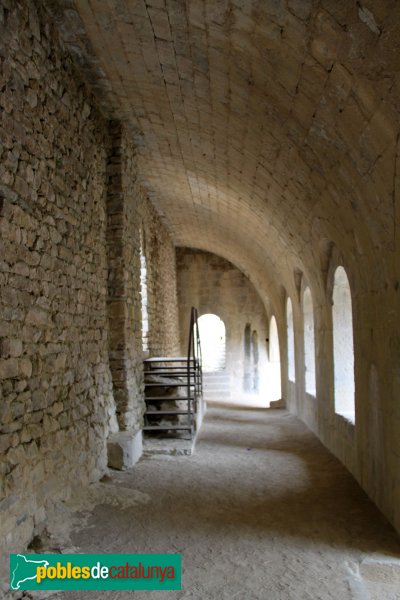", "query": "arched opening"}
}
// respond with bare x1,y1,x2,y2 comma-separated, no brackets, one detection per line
332,267,355,422
198,314,226,373
286,298,295,382
140,231,149,354
269,316,282,401
303,287,316,396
